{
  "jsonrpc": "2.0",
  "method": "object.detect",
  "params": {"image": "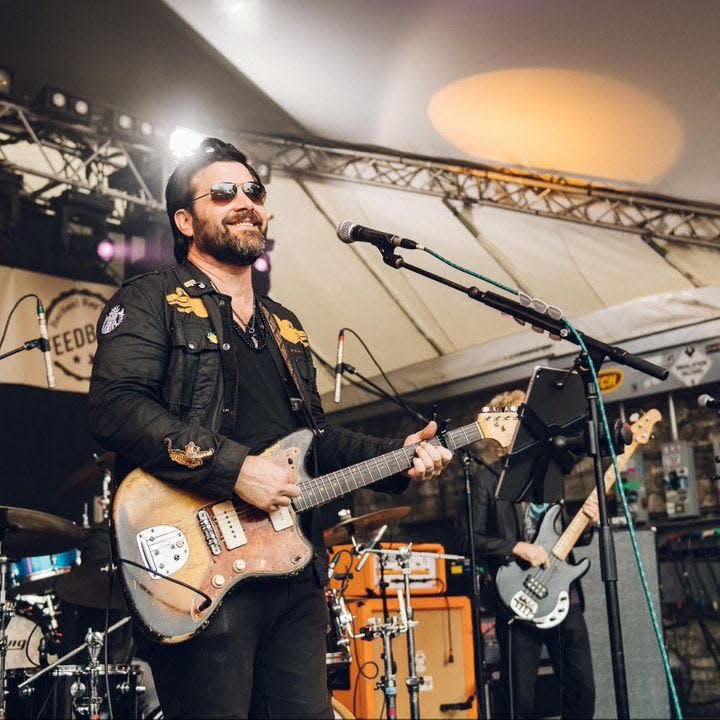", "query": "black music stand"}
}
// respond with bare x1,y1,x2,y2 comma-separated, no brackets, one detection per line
496,366,587,503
